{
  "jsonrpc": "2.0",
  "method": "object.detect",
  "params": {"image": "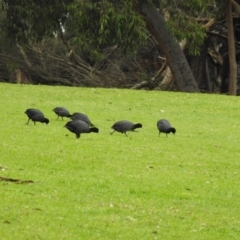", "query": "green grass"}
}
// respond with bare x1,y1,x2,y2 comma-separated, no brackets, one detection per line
1,82,240,239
